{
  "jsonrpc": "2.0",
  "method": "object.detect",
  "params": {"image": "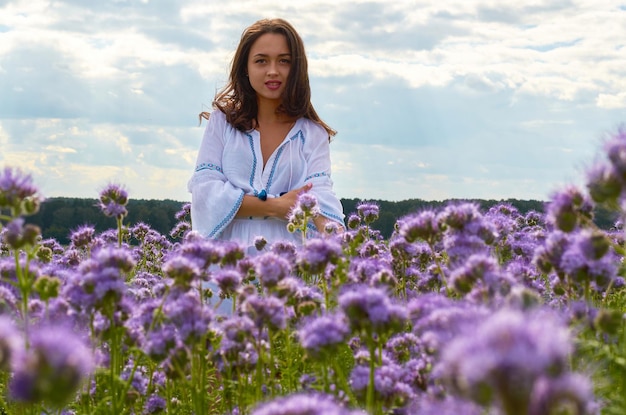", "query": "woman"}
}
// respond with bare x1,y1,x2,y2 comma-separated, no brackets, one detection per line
188,18,345,249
